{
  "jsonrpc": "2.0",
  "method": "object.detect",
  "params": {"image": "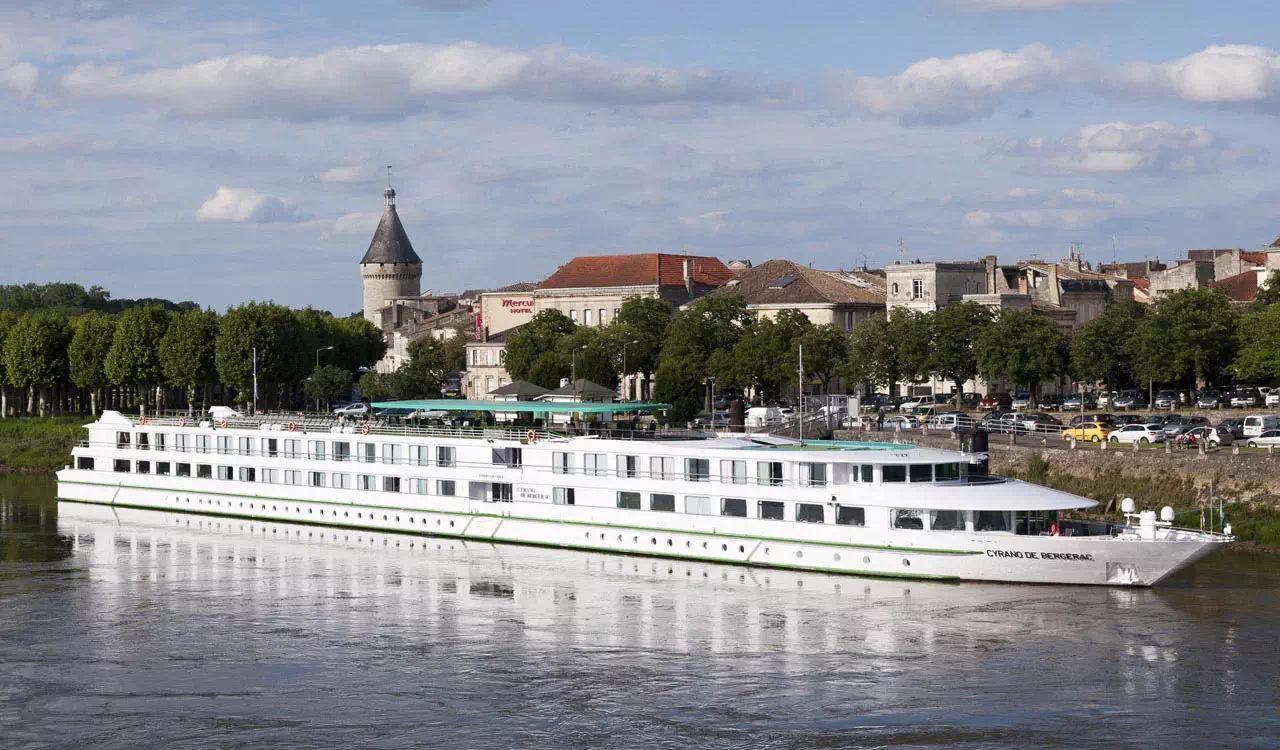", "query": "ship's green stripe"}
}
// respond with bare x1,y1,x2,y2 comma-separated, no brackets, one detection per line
56,498,962,582
57,478,984,556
